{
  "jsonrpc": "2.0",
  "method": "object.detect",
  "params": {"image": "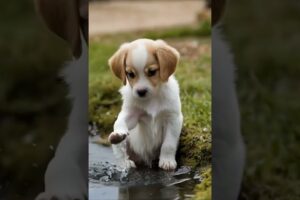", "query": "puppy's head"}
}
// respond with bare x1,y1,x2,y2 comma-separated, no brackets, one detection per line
35,0,88,58
108,39,180,99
